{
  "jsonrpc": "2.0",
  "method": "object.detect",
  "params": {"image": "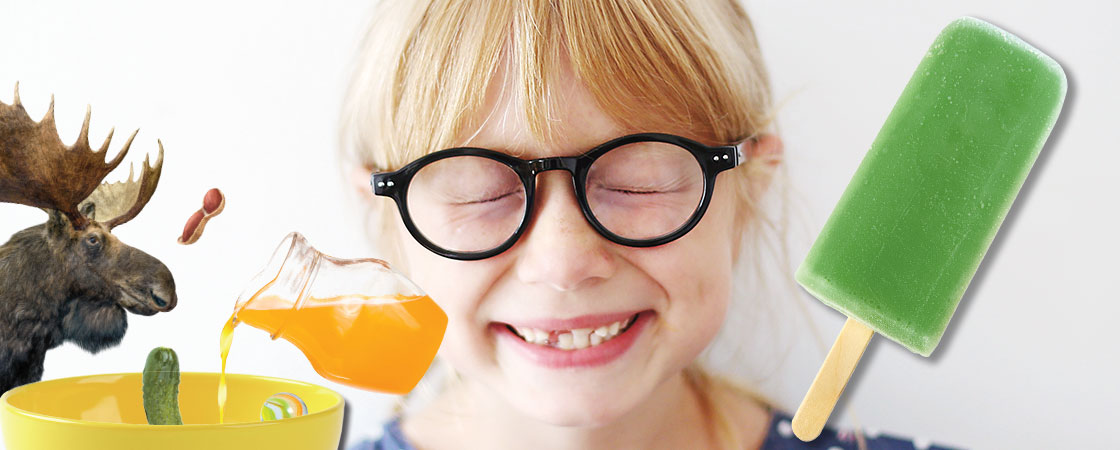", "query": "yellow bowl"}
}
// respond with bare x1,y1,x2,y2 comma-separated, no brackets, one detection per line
0,372,344,450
